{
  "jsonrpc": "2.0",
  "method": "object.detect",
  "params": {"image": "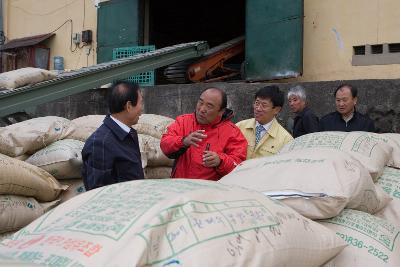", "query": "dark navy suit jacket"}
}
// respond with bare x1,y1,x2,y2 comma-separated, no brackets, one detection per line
319,111,375,132
81,115,144,190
